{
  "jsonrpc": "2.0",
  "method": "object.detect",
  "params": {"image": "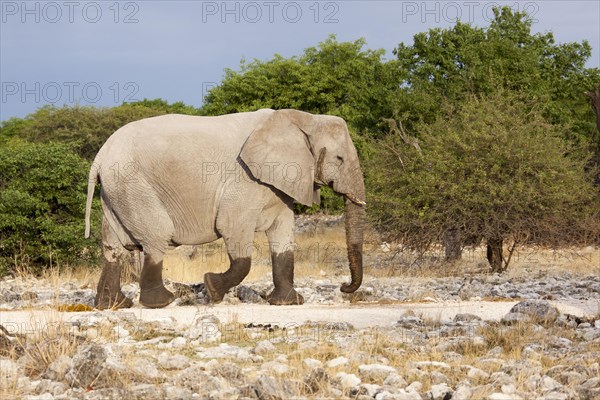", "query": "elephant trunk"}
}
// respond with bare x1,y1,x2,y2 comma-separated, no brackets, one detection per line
340,187,365,294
